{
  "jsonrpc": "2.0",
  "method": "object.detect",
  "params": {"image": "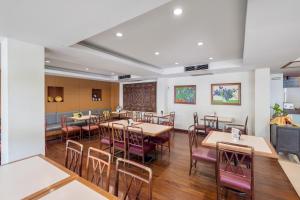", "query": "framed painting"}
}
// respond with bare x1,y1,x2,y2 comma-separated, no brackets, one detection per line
174,85,196,104
211,83,241,105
